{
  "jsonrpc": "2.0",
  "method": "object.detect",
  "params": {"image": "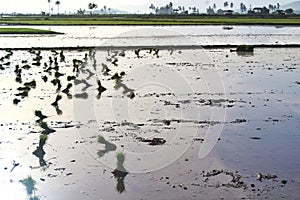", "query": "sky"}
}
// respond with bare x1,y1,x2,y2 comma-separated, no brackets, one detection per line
0,0,296,14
